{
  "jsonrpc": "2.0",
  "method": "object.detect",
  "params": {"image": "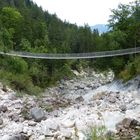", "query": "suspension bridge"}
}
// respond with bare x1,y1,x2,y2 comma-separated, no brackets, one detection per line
0,47,140,59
